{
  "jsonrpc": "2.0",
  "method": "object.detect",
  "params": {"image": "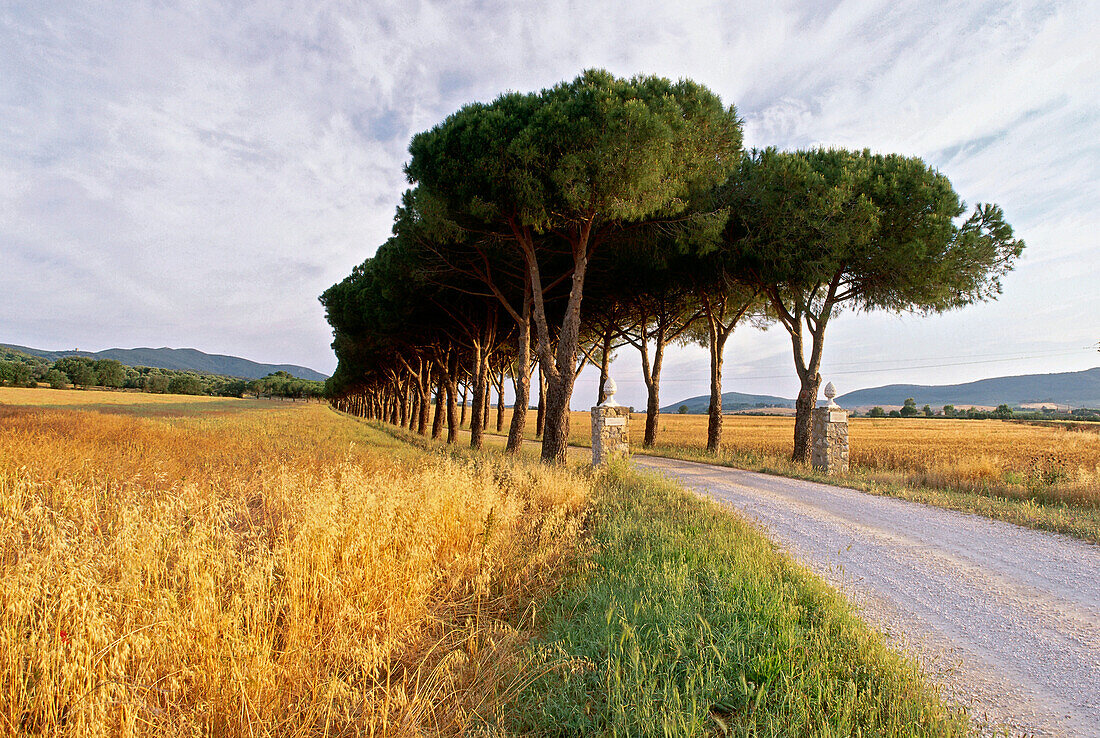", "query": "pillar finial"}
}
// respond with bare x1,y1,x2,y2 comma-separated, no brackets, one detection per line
600,376,620,407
